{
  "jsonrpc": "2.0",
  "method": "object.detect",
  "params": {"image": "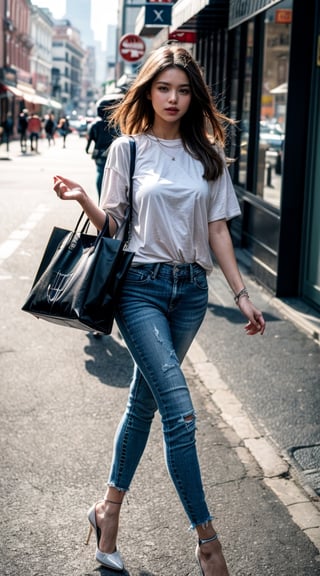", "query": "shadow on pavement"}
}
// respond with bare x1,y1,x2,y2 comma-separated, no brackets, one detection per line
83,332,133,388
93,567,156,575
207,302,280,324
